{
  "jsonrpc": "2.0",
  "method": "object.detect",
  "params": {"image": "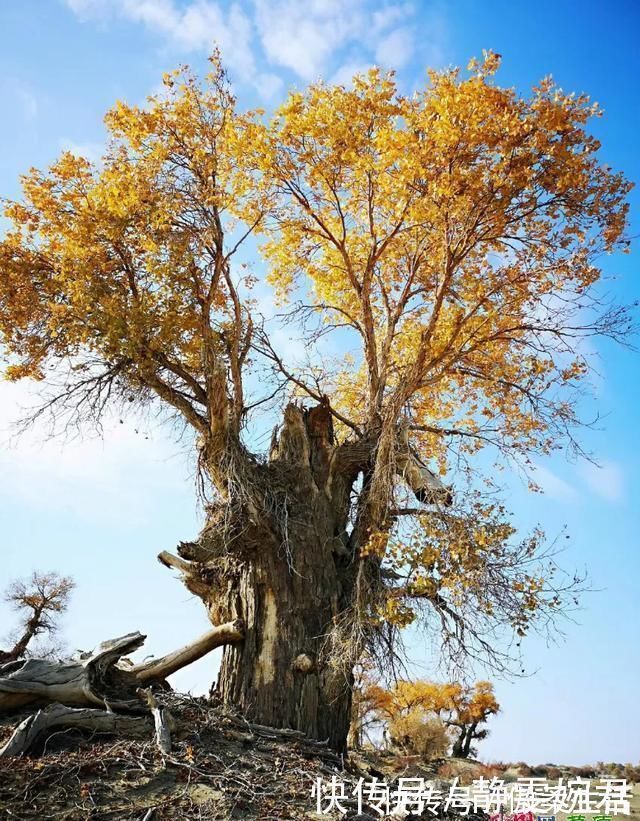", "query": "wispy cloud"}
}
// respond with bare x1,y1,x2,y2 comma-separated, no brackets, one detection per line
15,86,39,120
331,61,374,87
375,26,414,69
59,138,105,164
531,463,579,503
0,379,194,524
65,0,282,99
531,458,625,504
3,79,39,122
252,0,419,80
416,5,449,69
578,460,625,503
65,0,449,94
253,0,360,80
